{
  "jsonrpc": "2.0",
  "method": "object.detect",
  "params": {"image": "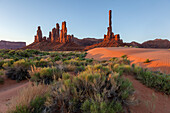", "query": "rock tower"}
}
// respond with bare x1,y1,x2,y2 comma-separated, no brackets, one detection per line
104,10,122,42
34,22,73,43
